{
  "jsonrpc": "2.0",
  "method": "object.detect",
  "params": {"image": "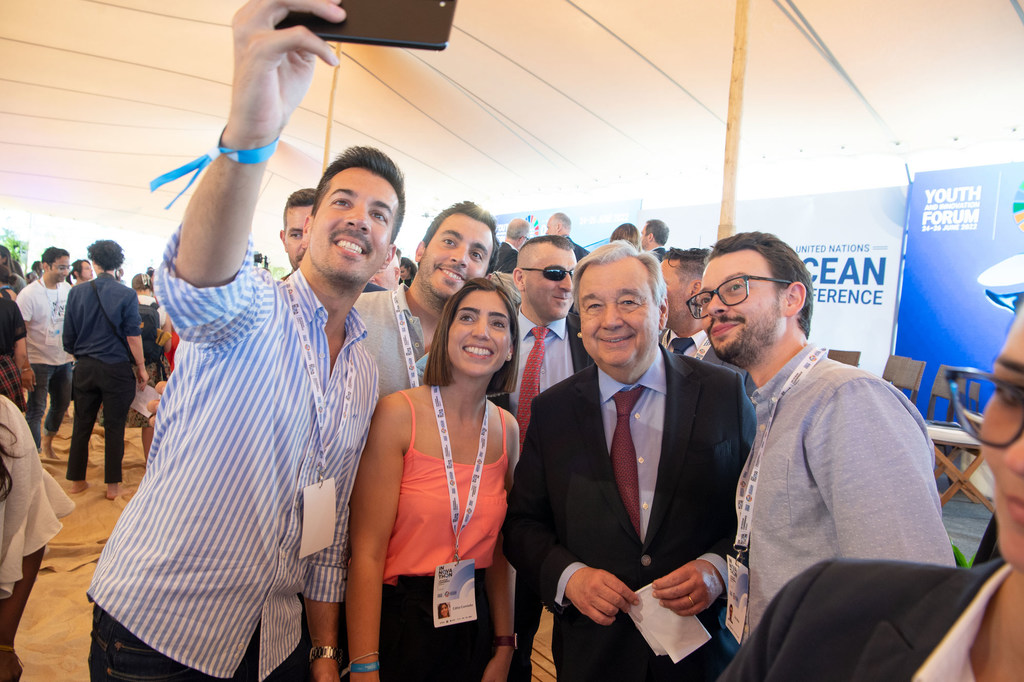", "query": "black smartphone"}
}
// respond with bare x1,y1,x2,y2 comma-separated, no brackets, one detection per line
277,0,457,51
